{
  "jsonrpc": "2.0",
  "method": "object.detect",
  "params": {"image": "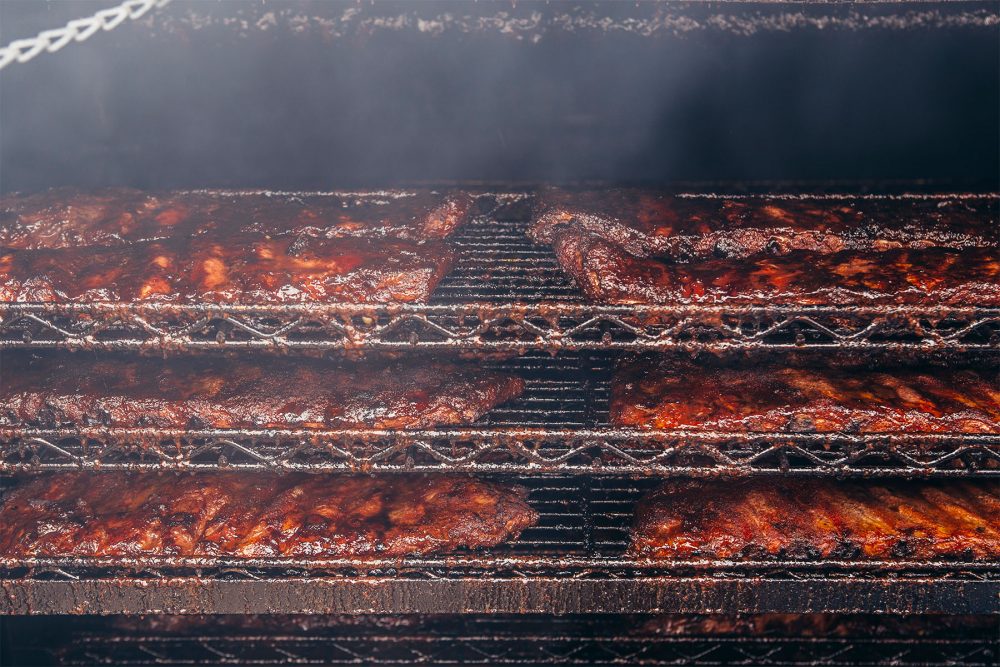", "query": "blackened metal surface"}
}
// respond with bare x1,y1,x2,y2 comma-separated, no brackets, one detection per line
3,615,997,666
